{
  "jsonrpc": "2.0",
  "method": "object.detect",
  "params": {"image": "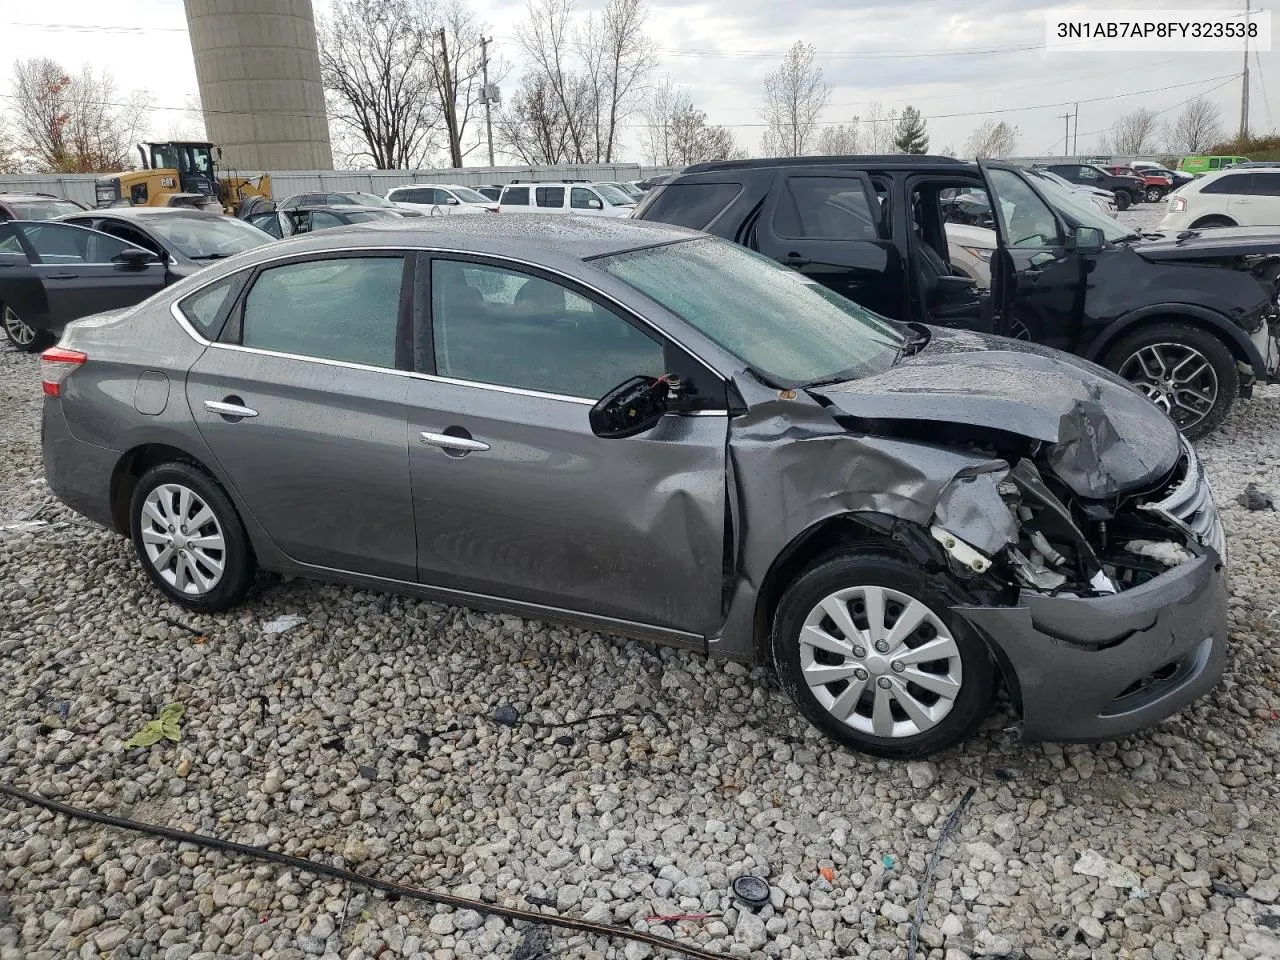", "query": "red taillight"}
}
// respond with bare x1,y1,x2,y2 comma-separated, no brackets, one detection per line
40,347,86,397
